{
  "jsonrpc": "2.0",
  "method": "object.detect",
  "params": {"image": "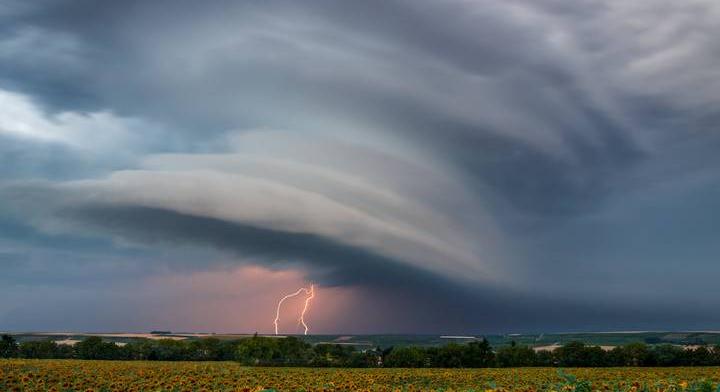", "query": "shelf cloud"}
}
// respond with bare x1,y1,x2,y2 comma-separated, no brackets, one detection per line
1,0,720,332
